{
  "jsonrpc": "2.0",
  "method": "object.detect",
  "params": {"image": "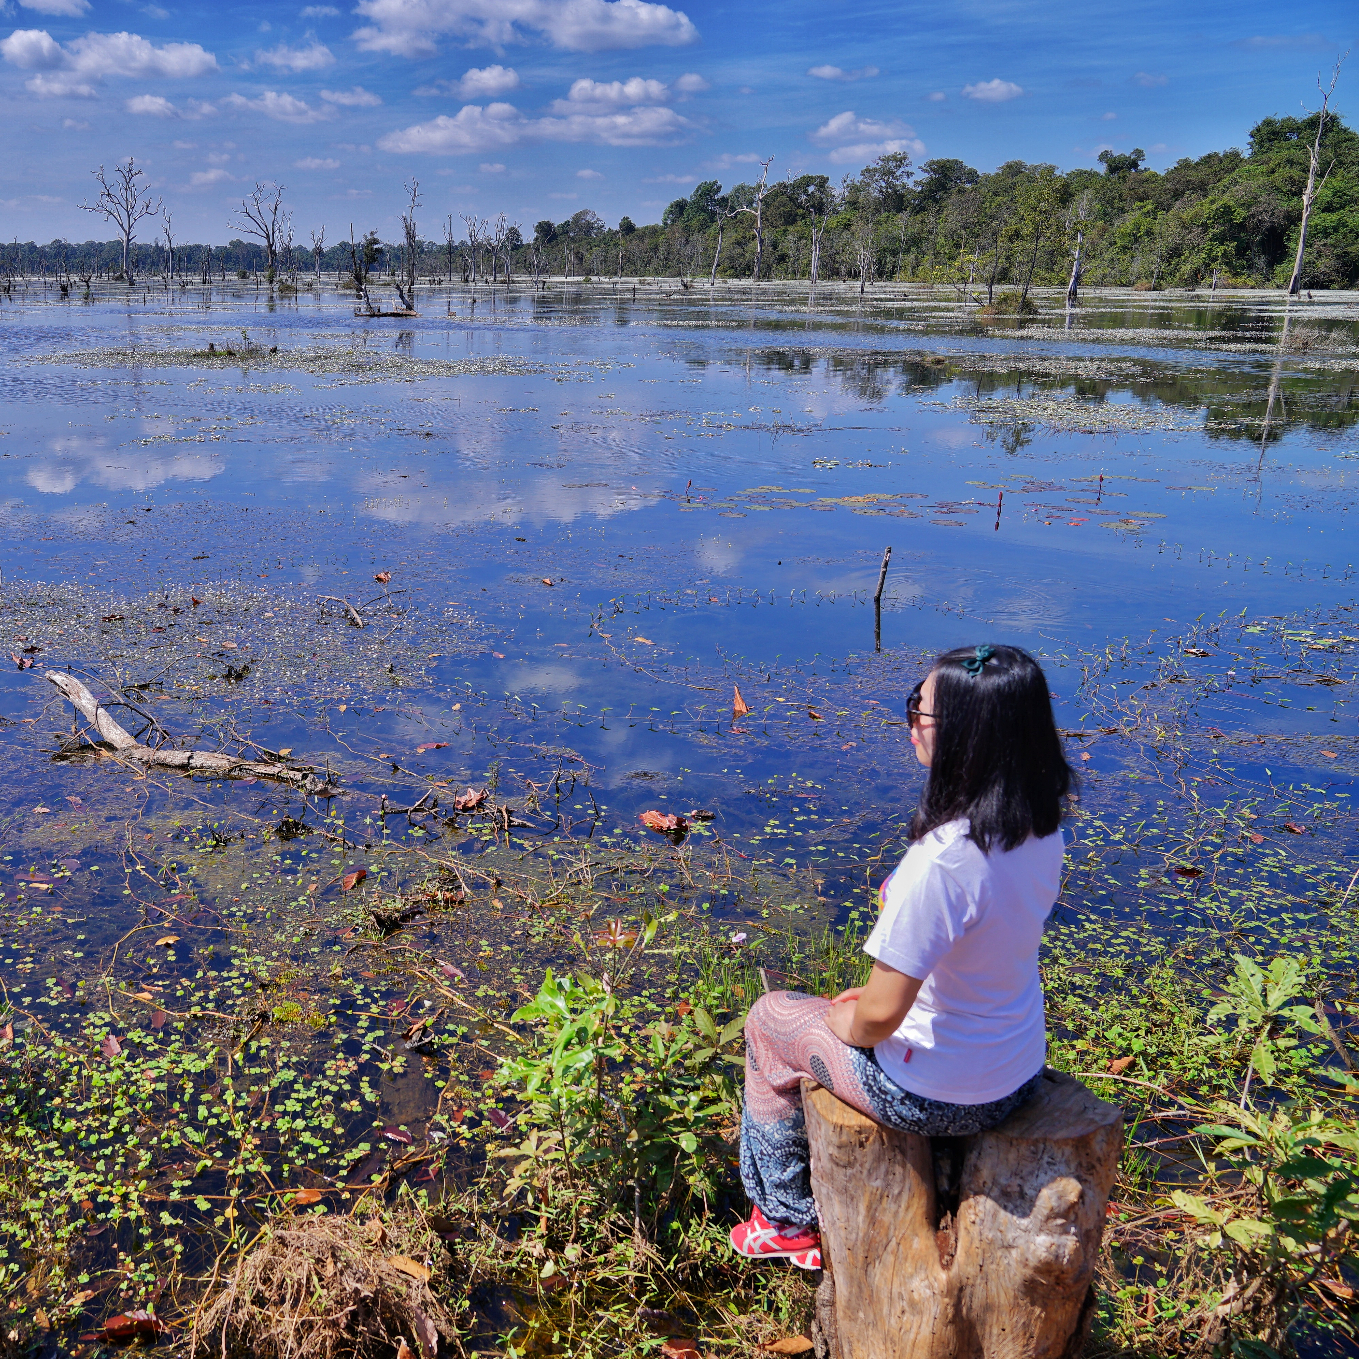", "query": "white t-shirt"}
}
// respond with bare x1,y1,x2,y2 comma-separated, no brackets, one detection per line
863,819,1064,1104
